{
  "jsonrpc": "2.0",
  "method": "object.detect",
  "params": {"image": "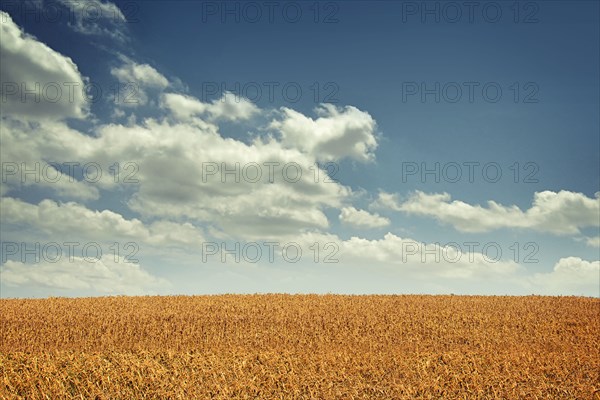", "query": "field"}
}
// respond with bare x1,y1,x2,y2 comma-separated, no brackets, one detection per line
1,295,598,399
